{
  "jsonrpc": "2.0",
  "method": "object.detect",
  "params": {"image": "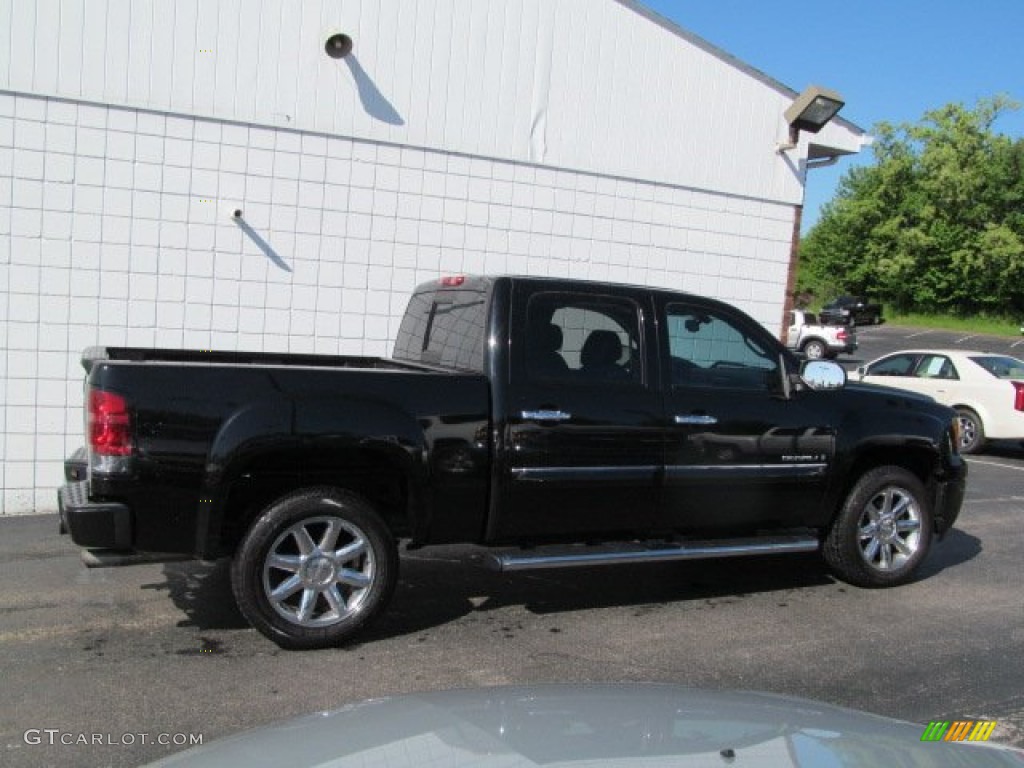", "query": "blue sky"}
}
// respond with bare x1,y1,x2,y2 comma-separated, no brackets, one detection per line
639,1,1024,230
